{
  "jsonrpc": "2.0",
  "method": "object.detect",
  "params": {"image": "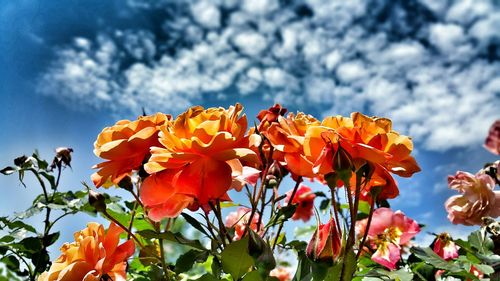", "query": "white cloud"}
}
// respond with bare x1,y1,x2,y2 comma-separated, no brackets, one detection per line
191,1,221,29
39,0,500,152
